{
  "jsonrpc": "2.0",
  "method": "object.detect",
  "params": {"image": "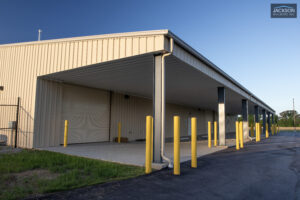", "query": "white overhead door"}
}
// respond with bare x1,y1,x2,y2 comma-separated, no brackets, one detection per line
62,84,110,144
